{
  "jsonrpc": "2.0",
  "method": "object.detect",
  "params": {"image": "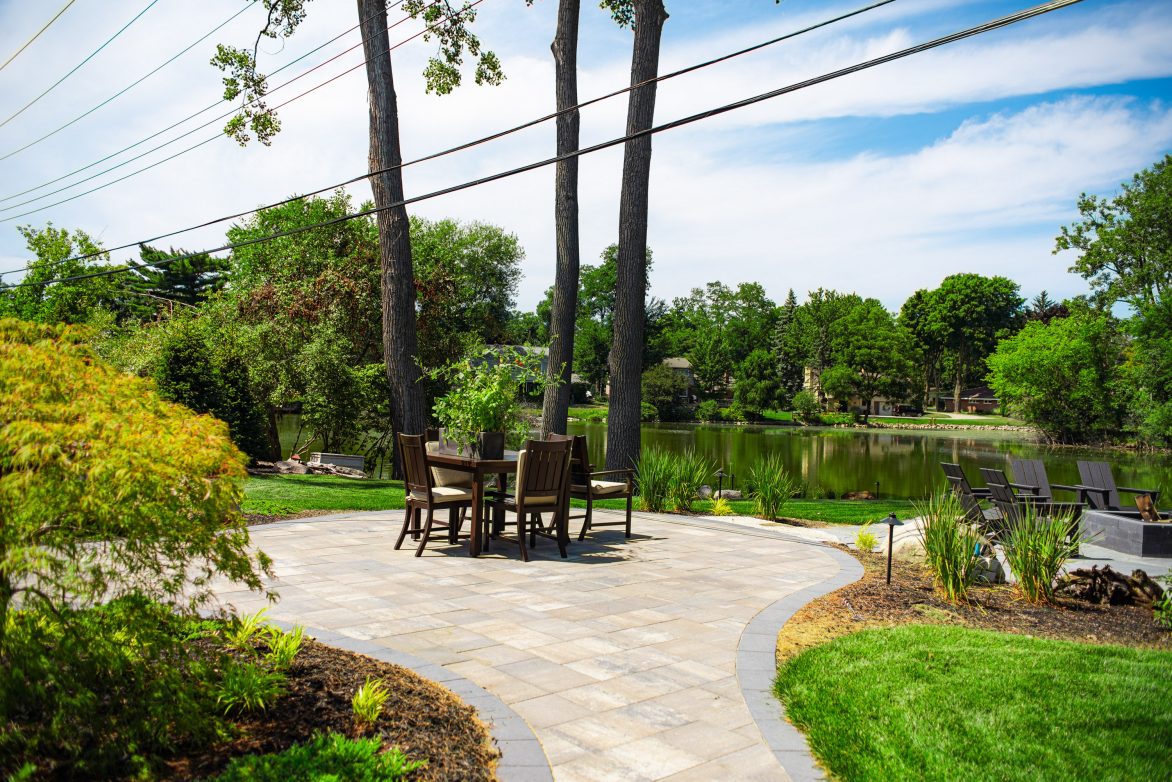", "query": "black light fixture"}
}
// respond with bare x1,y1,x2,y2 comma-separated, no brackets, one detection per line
715,468,726,496
881,512,903,585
